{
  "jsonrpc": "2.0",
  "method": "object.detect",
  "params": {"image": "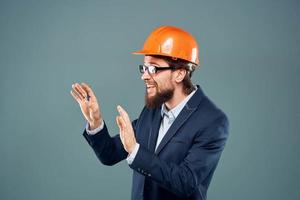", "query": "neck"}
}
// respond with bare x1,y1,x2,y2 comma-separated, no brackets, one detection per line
165,86,188,110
